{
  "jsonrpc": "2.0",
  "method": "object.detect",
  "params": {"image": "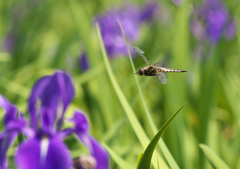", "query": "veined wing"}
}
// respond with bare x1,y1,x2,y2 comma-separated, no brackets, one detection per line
133,47,145,55
133,47,151,65
157,72,167,84
153,61,162,67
